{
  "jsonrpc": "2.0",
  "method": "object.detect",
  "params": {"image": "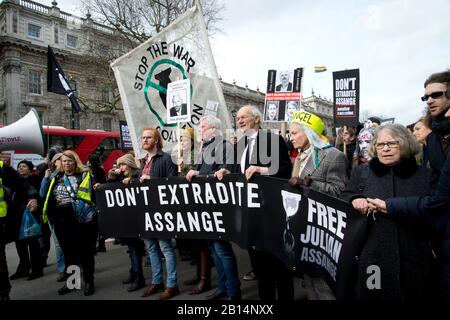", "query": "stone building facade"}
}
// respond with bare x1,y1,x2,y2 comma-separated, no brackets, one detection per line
0,0,333,137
